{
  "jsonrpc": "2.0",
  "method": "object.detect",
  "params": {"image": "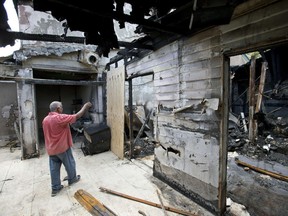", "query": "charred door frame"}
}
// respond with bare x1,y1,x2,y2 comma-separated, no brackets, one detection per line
218,56,230,215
